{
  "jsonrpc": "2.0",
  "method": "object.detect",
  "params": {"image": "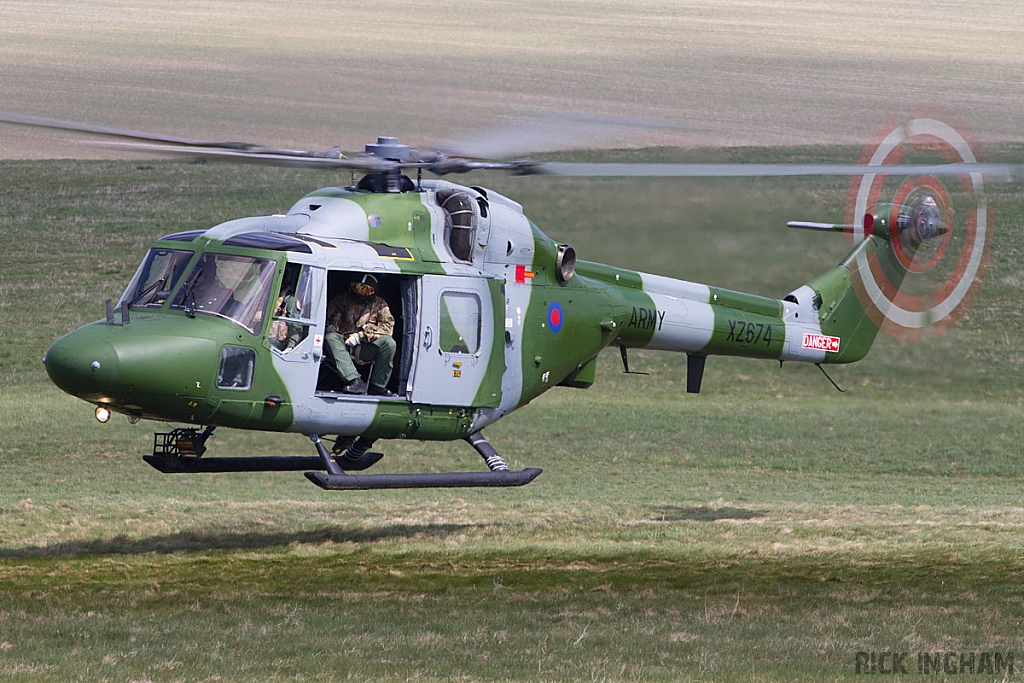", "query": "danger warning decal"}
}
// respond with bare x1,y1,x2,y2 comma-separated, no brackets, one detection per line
802,333,841,353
